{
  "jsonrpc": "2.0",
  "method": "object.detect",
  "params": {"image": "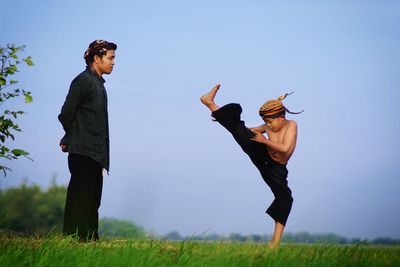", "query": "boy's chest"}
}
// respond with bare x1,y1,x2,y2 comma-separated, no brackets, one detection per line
267,126,288,144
